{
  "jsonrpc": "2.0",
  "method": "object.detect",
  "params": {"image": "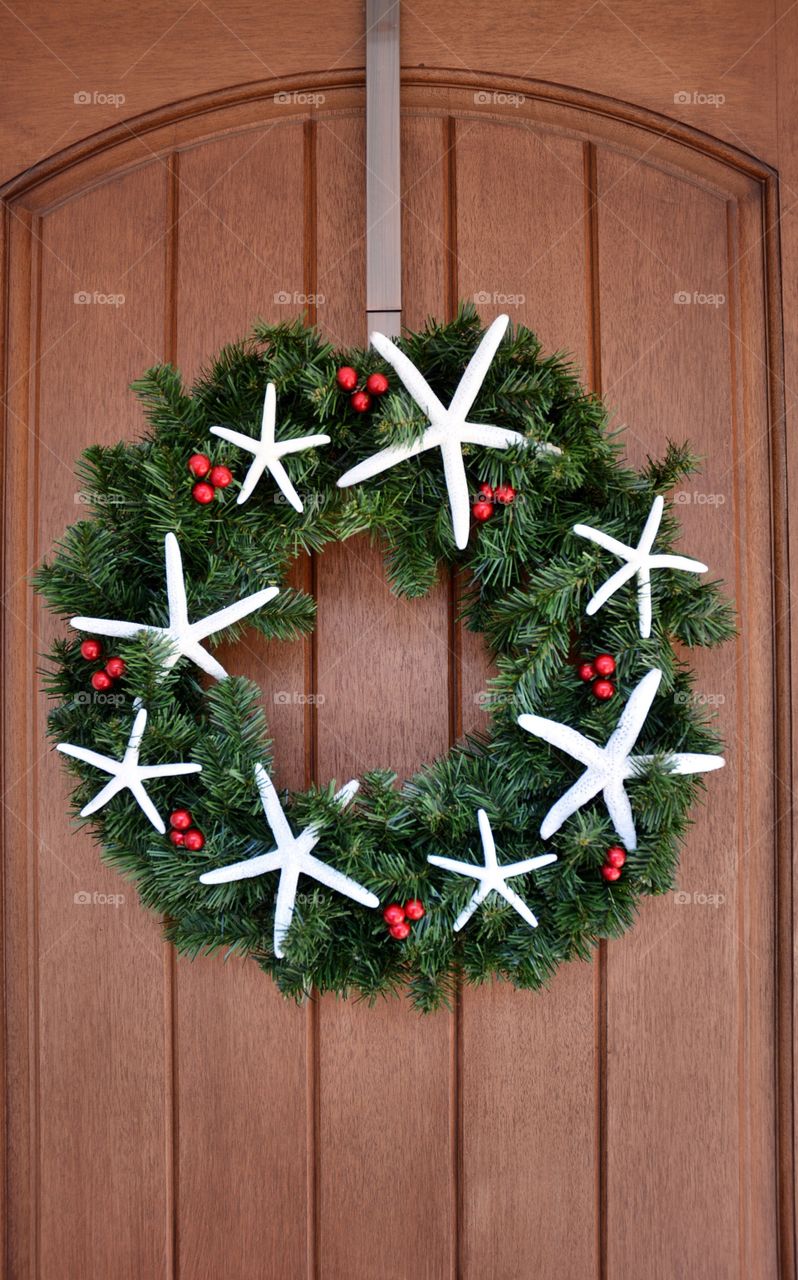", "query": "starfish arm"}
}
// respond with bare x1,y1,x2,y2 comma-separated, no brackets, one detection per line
458,422,526,450
369,329,447,421
572,524,633,559
122,706,148,766
603,778,638,850
70,617,146,639
254,763,296,848
334,779,360,808
56,743,118,773
476,808,497,868
441,438,471,550
504,852,559,878
179,639,229,681
664,752,726,776
128,778,167,833
496,882,539,930
427,854,486,880
189,587,280,641
237,454,271,505
199,848,283,884
336,438,430,488
272,860,301,958
260,382,277,444
517,713,604,769
449,314,509,419
164,533,189,632
298,852,380,907
79,775,126,816
648,553,708,573
139,762,202,779
638,562,652,639
585,561,638,616
209,425,261,454
638,494,665,555
275,433,331,456
452,886,488,932
608,668,662,759
268,458,304,513
540,770,605,840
